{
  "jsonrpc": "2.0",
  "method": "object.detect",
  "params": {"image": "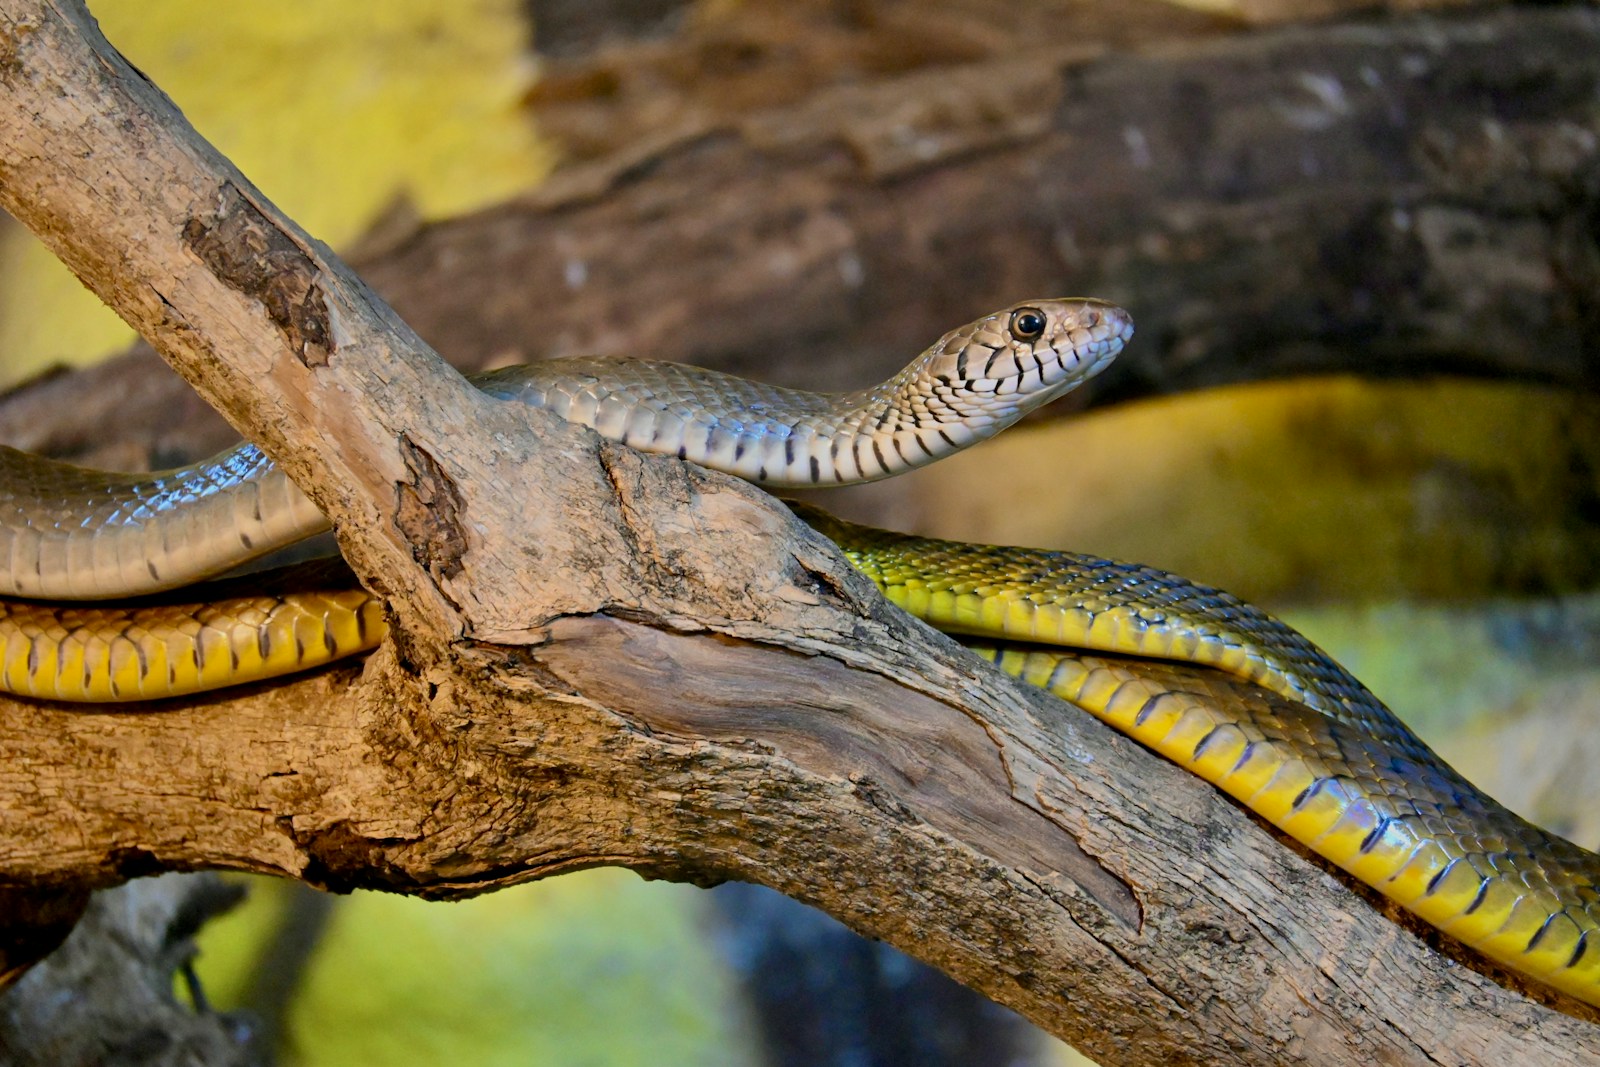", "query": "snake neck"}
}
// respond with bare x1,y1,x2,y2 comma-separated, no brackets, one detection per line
473,357,966,486
473,297,1131,487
